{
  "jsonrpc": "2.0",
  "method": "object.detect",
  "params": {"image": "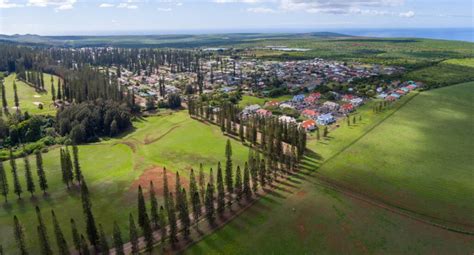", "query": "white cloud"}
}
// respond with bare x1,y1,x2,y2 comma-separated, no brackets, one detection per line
279,0,404,14
27,0,76,11
99,3,114,8
117,3,138,9
0,0,23,8
399,10,415,18
215,0,267,3
247,7,277,13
